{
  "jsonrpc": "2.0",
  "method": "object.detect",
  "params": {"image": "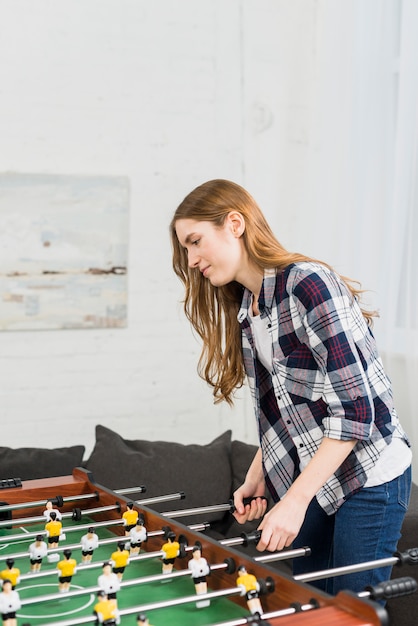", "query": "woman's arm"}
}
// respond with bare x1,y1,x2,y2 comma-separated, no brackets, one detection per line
233,448,268,523
256,436,356,551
